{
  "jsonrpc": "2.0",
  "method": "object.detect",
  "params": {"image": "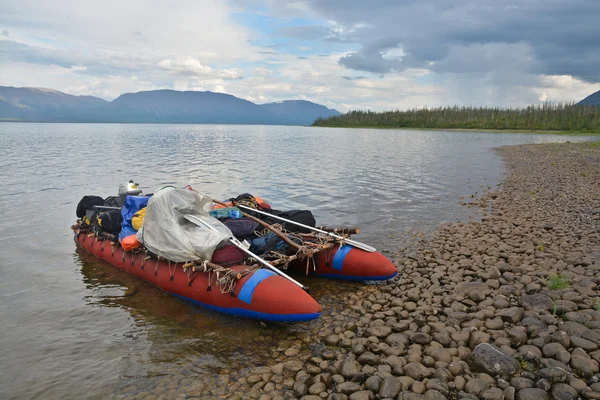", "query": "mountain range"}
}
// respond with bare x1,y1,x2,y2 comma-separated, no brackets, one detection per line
577,89,600,106
0,86,341,125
